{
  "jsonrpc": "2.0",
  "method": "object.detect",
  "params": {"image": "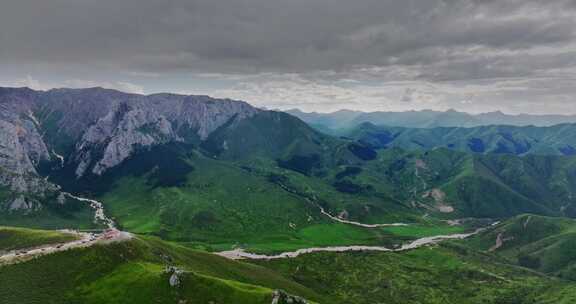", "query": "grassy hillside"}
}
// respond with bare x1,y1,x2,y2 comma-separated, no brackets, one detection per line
86,145,392,252
74,145,444,253
468,214,576,280
0,202,99,231
3,226,576,304
202,111,338,162
255,243,576,304
0,233,323,304
0,226,78,252
301,147,576,221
